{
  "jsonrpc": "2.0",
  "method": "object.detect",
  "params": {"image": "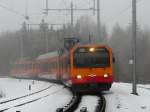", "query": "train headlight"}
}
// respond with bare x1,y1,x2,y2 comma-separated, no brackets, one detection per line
104,74,109,78
77,75,82,79
89,47,95,52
